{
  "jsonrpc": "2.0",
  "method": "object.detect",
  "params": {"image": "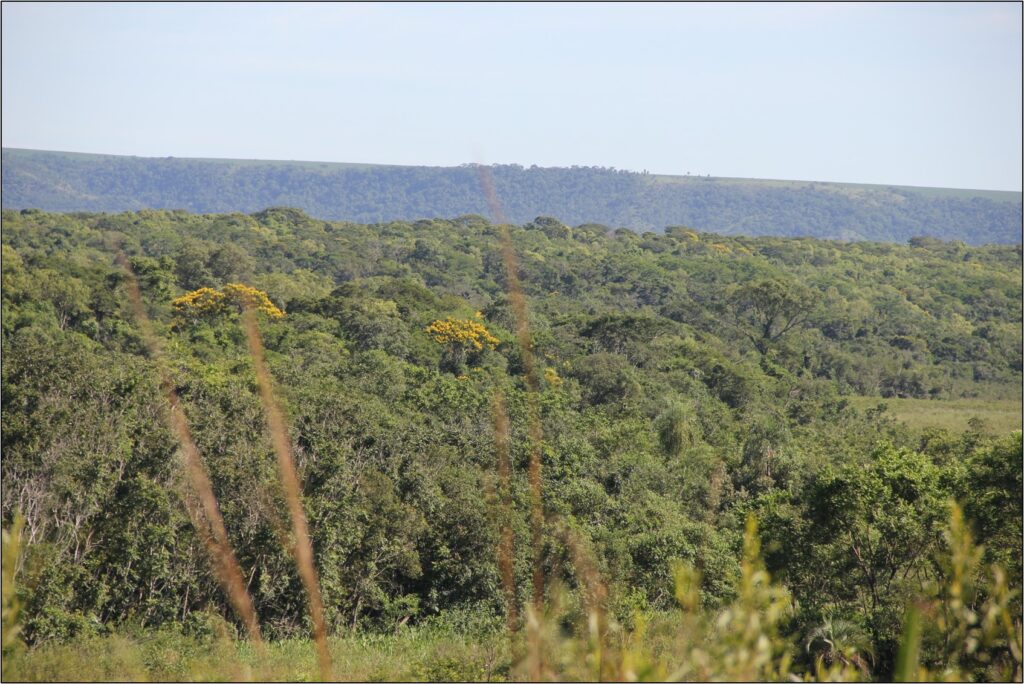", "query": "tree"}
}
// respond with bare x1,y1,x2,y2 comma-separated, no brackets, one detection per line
568,352,641,406
799,444,948,668
962,432,1023,582
171,284,284,324
655,401,698,458
425,317,498,373
805,617,875,676
727,278,816,354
